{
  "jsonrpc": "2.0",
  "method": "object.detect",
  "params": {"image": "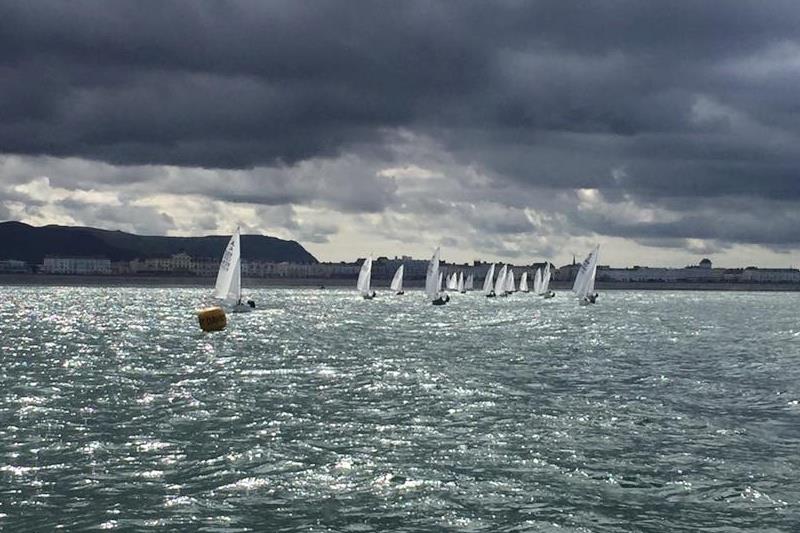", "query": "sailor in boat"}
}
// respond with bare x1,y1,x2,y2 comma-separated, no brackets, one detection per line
232,298,255,313
363,291,377,300
543,290,556,299
396,290,405,296
485,290,496,298
432,294,450,305
587,292,598,304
